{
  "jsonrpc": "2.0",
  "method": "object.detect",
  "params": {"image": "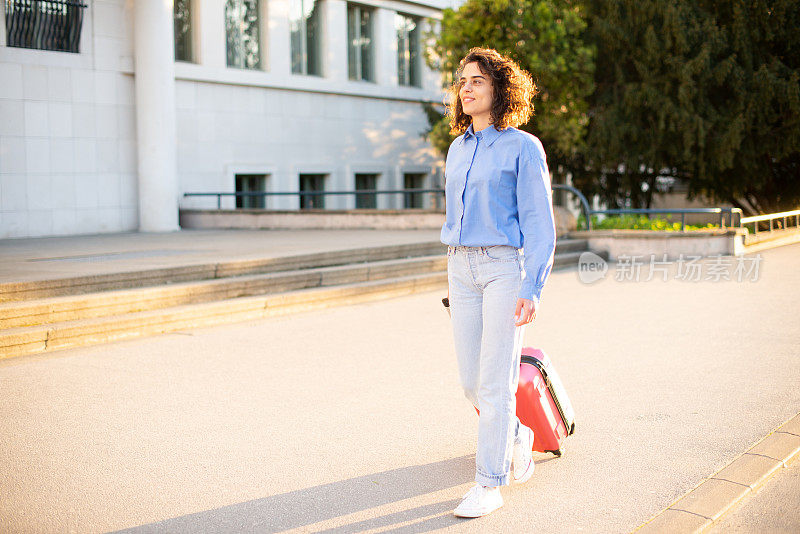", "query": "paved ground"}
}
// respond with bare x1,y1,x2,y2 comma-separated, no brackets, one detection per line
0,229,443,284
0,239,798,533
